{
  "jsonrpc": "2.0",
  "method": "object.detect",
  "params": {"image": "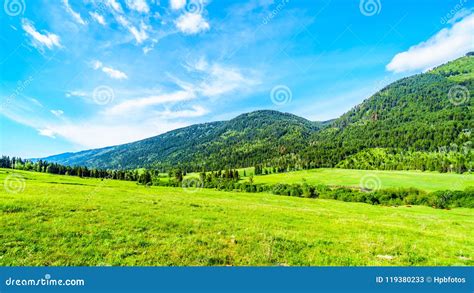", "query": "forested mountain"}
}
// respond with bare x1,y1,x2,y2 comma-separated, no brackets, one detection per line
42,111,326,170
300,55,473,171
40,55,473,172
